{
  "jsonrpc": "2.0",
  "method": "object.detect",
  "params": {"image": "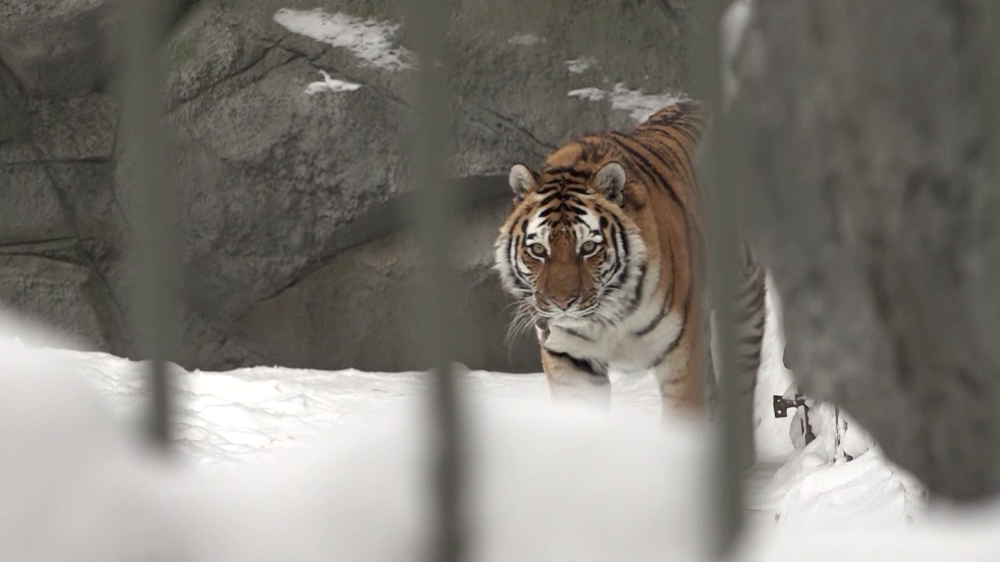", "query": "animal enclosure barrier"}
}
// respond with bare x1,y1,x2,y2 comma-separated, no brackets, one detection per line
119,0,747,560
